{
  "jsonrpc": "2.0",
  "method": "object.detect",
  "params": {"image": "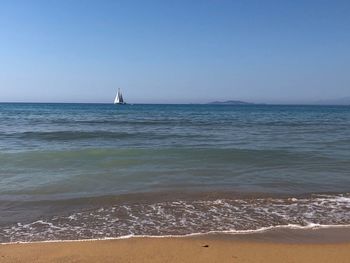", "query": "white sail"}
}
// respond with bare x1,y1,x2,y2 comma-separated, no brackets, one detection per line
114,88,125,104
